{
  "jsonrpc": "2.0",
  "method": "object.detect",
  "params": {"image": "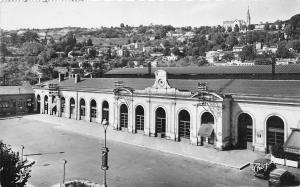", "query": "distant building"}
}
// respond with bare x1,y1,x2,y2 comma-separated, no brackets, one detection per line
233,46,244,52
223,20,247,31
206,51,220,64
